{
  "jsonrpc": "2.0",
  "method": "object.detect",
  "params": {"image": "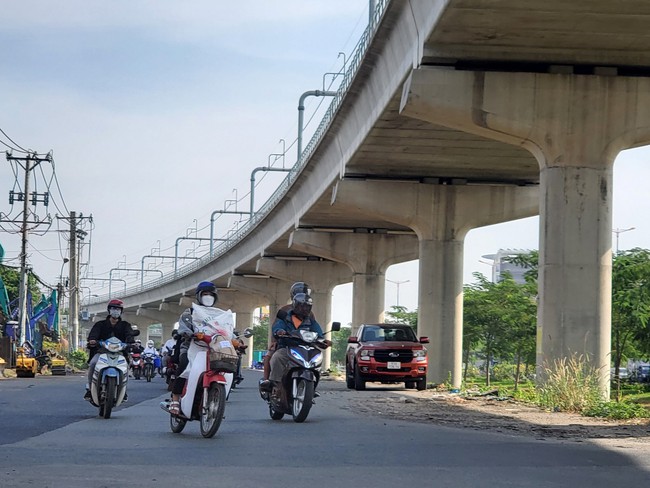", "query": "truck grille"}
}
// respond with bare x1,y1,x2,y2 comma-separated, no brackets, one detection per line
374,349,414,363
